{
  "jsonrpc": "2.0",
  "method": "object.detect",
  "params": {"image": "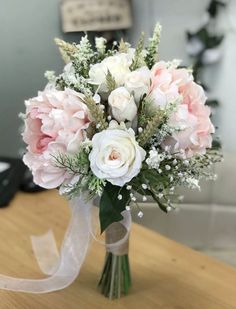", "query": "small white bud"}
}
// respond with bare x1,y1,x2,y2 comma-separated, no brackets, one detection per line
126,185,132,190
96,123,101,129
131,196,137,202
126,205,131,211
158,169,162,174
165,165,171,171
173,159,177,165
166,206,172,212
130,193,134,198
118,194,122,200
142,184,148,190
137,211,143,218
142,196,147,202
138,127,143,133
107,115,112,121
158,193,163,199
183,160,189,166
